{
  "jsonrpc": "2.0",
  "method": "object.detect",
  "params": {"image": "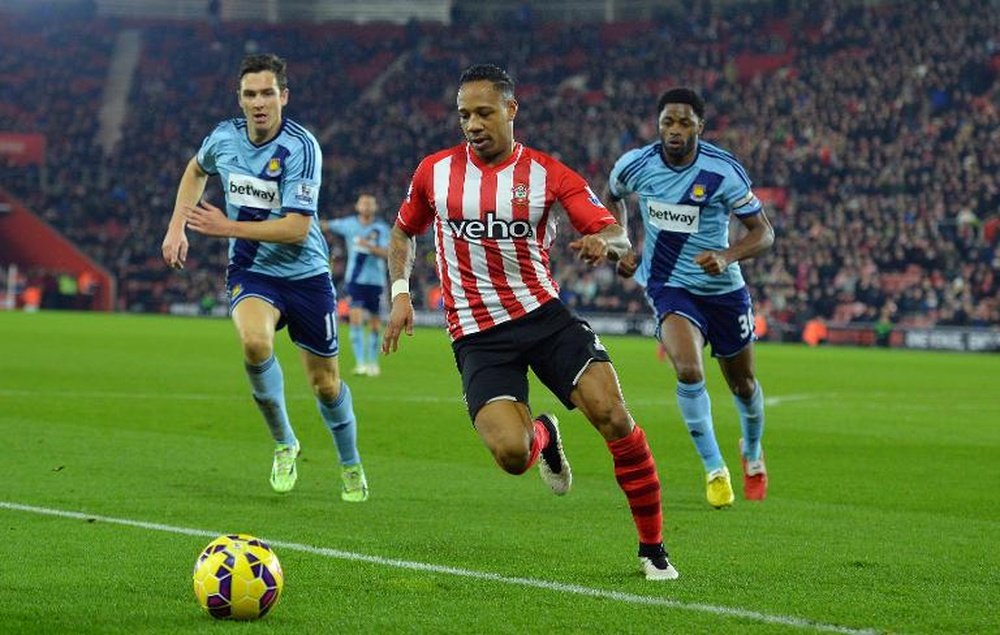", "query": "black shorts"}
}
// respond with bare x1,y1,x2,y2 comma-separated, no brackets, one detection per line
451,300,612,421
